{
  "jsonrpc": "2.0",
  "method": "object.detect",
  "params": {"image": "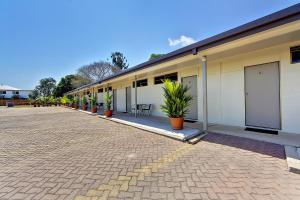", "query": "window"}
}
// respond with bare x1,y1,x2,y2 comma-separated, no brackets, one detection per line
98,88,103,93
132,79,148,88
104,87,112,92
154,72,178,84
12,91,19,95
291,46,300,64
1,91,6,94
